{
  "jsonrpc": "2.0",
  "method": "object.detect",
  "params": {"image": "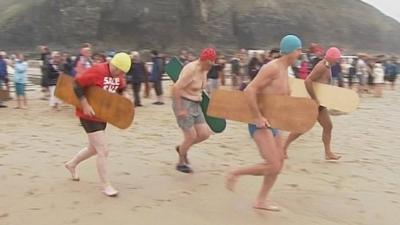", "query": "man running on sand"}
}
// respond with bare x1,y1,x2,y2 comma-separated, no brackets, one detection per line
172,48,216,173
65,53,131,197
225,35,302,211
283,47,342,160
